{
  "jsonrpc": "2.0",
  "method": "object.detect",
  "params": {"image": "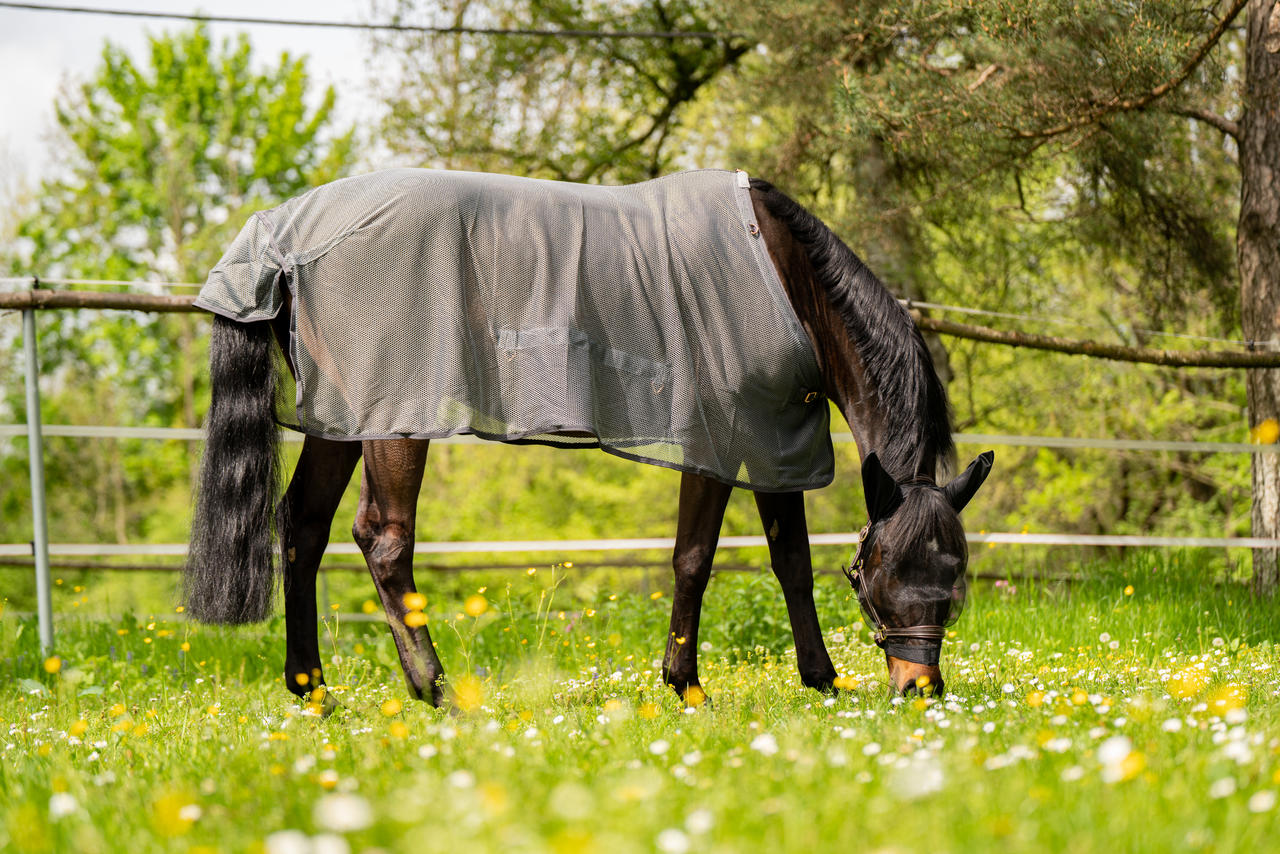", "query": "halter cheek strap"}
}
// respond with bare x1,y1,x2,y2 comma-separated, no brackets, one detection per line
843,522,947,662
